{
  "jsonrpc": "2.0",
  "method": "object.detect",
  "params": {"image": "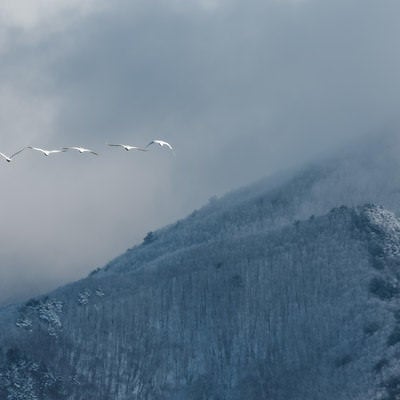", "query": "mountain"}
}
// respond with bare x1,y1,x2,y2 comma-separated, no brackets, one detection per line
1,136,400,399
